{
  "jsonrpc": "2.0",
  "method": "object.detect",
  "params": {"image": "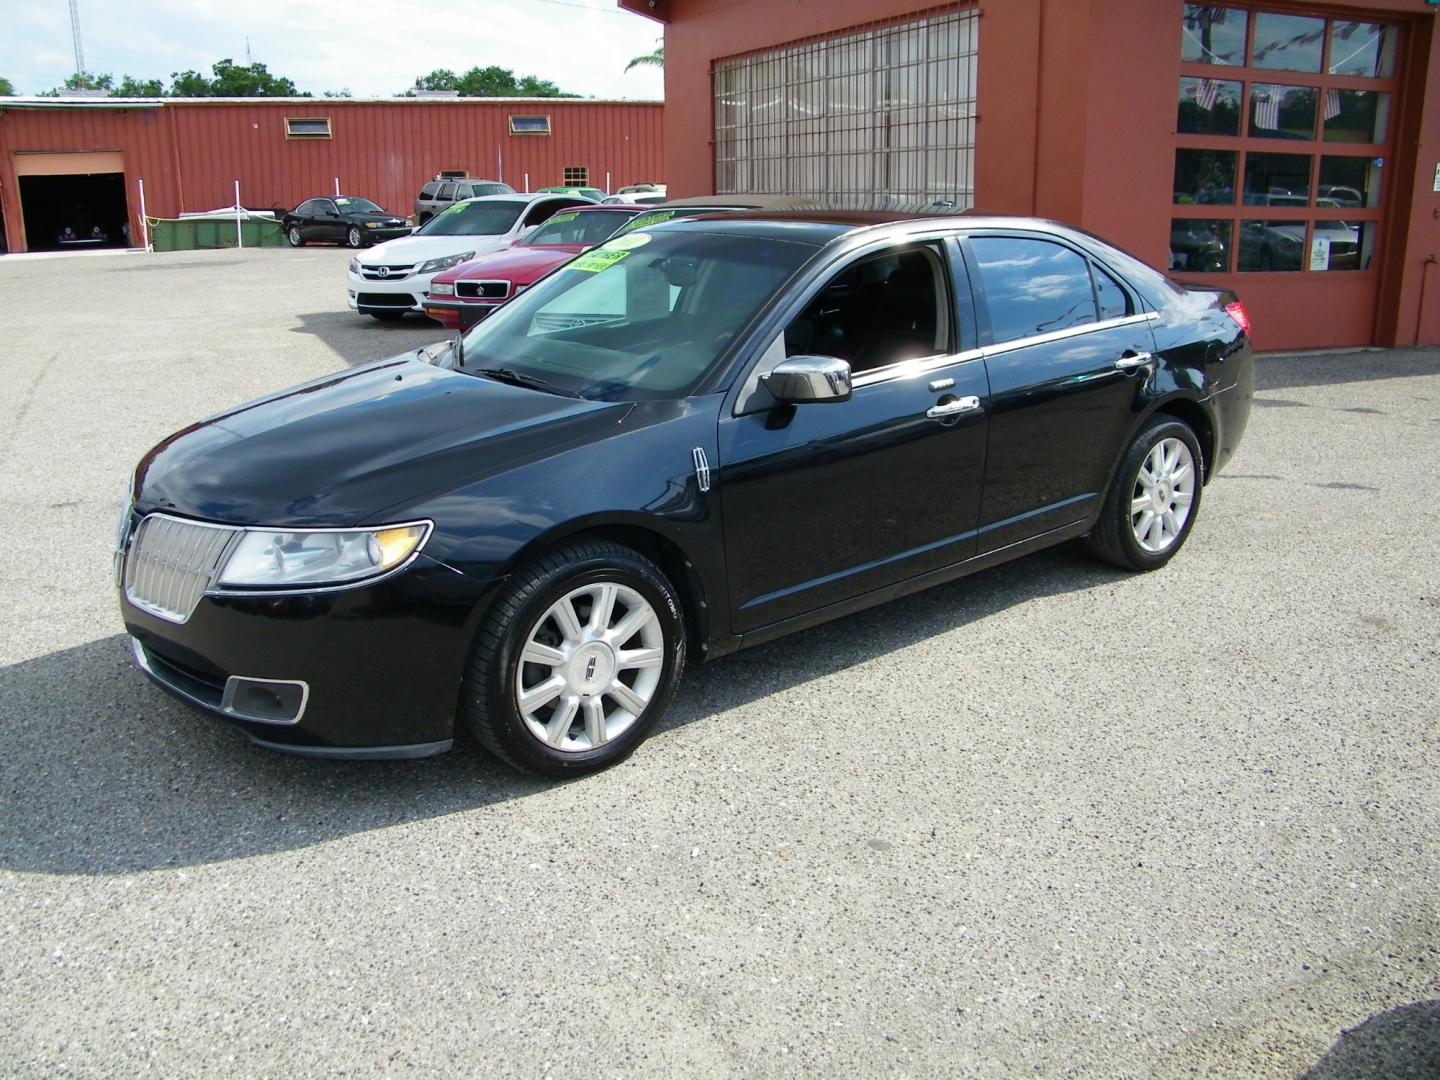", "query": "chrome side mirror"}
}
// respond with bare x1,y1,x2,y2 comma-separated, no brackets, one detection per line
760,355,852,405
